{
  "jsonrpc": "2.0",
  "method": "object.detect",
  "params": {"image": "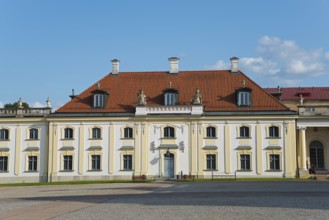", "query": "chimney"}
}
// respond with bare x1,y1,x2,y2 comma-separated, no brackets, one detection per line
230,57,239,73
111,59,120,75
168,57,180,74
